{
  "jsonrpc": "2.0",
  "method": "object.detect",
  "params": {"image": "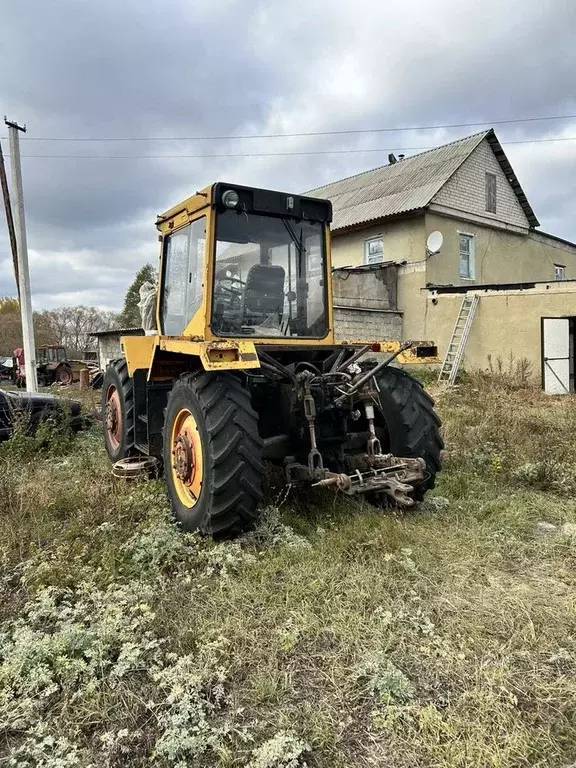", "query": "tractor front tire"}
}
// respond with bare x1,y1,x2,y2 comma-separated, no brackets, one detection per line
102,359,136,463
374,366,443,502
163,371,263,538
